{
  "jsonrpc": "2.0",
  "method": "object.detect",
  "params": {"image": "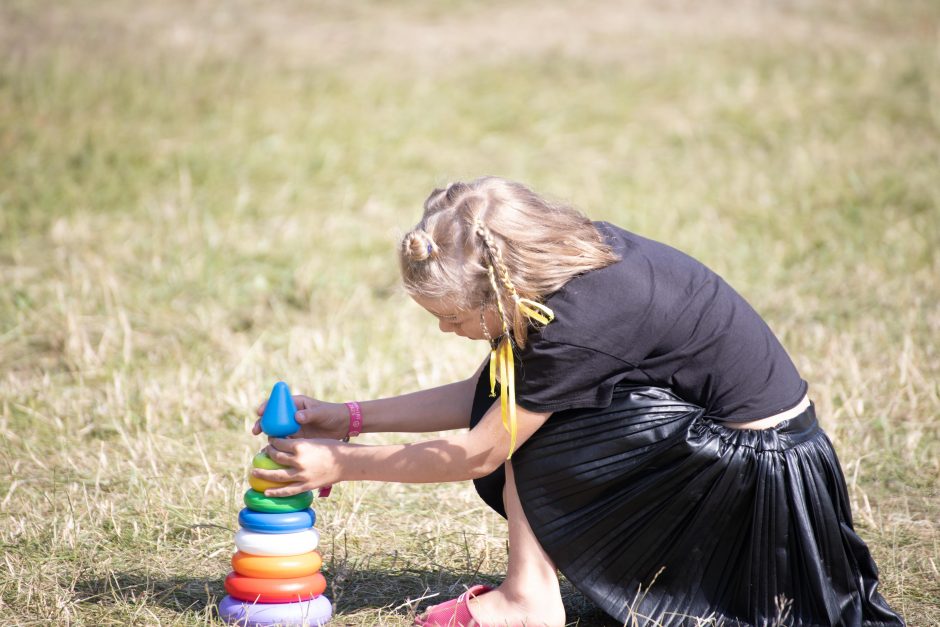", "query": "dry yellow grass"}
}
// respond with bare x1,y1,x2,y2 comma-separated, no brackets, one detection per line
1,0,938,624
